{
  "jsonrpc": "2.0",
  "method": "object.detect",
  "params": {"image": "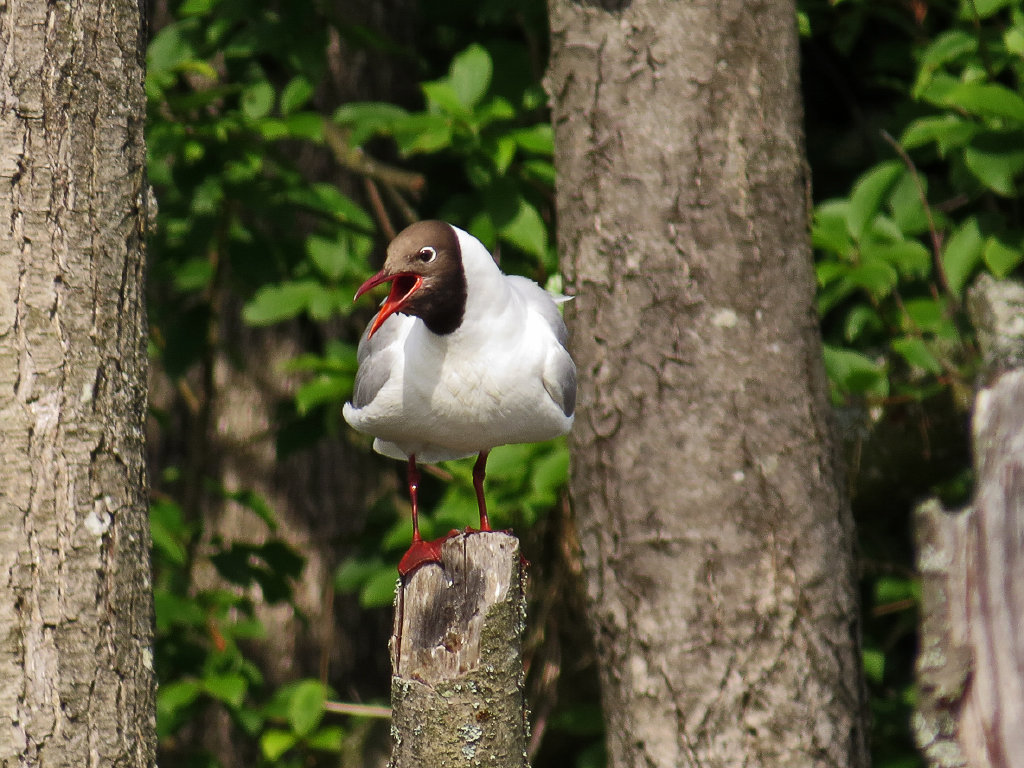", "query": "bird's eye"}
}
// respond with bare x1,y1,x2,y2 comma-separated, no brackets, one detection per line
417,246,437,263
